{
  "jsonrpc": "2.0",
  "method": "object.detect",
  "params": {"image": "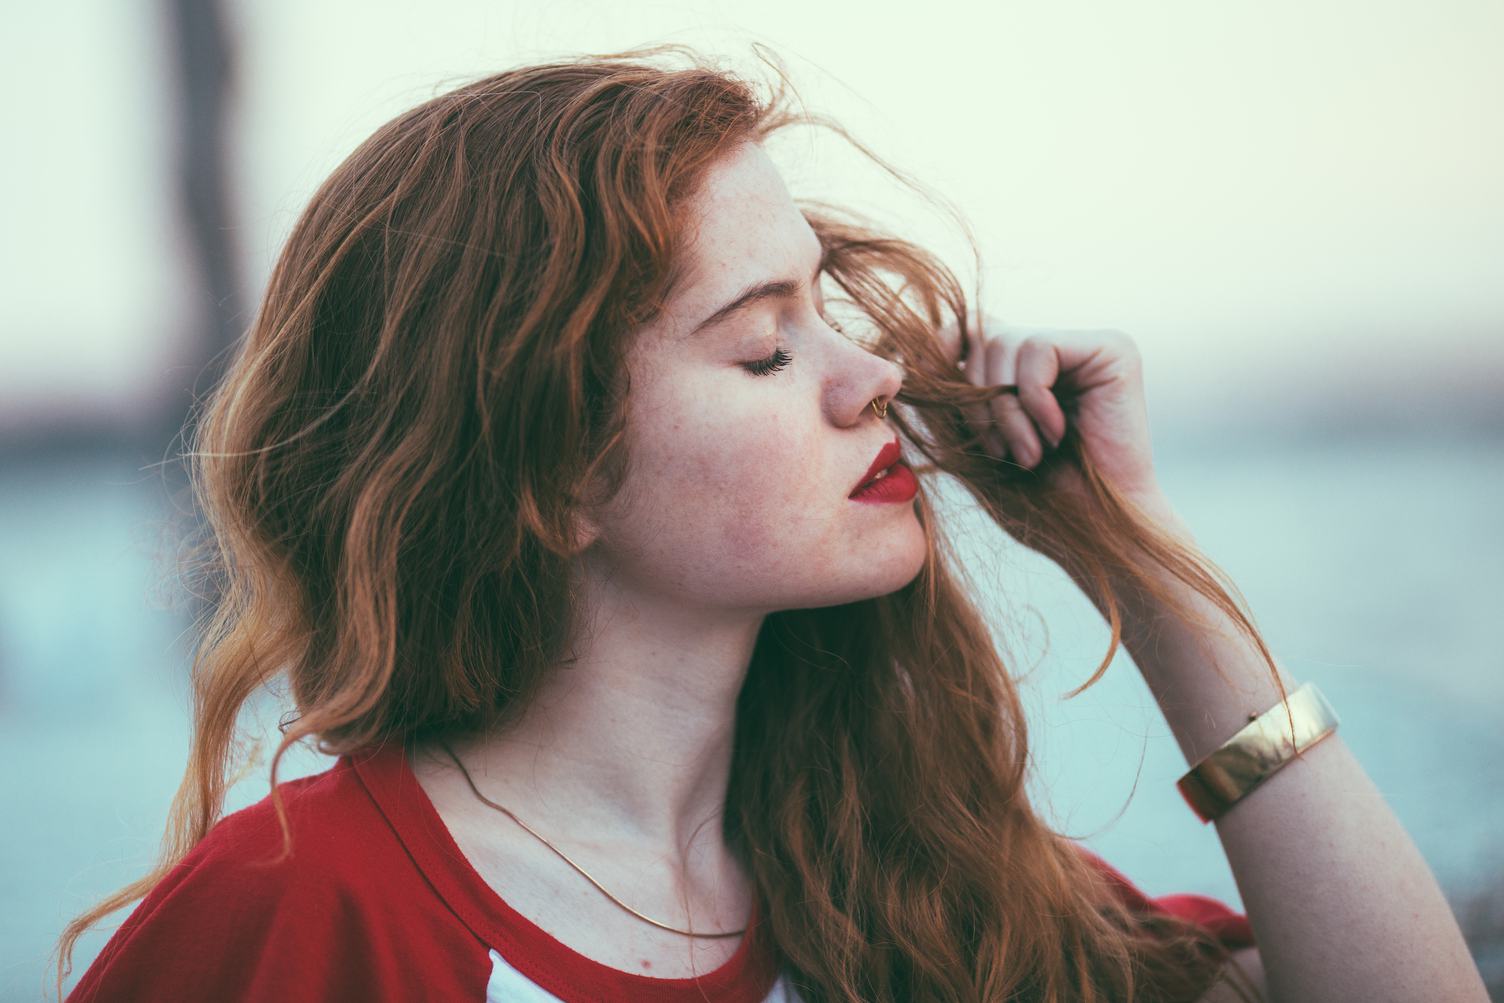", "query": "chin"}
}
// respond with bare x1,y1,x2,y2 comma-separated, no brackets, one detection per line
856,522,929,597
